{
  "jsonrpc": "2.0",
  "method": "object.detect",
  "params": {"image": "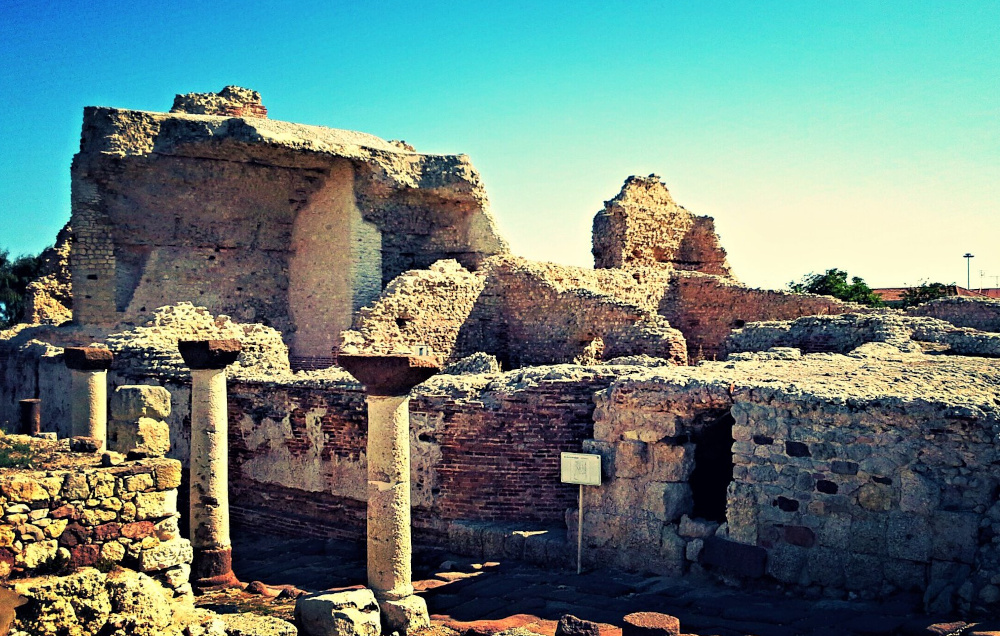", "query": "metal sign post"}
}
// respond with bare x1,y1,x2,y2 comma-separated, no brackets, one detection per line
560,452,601,574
